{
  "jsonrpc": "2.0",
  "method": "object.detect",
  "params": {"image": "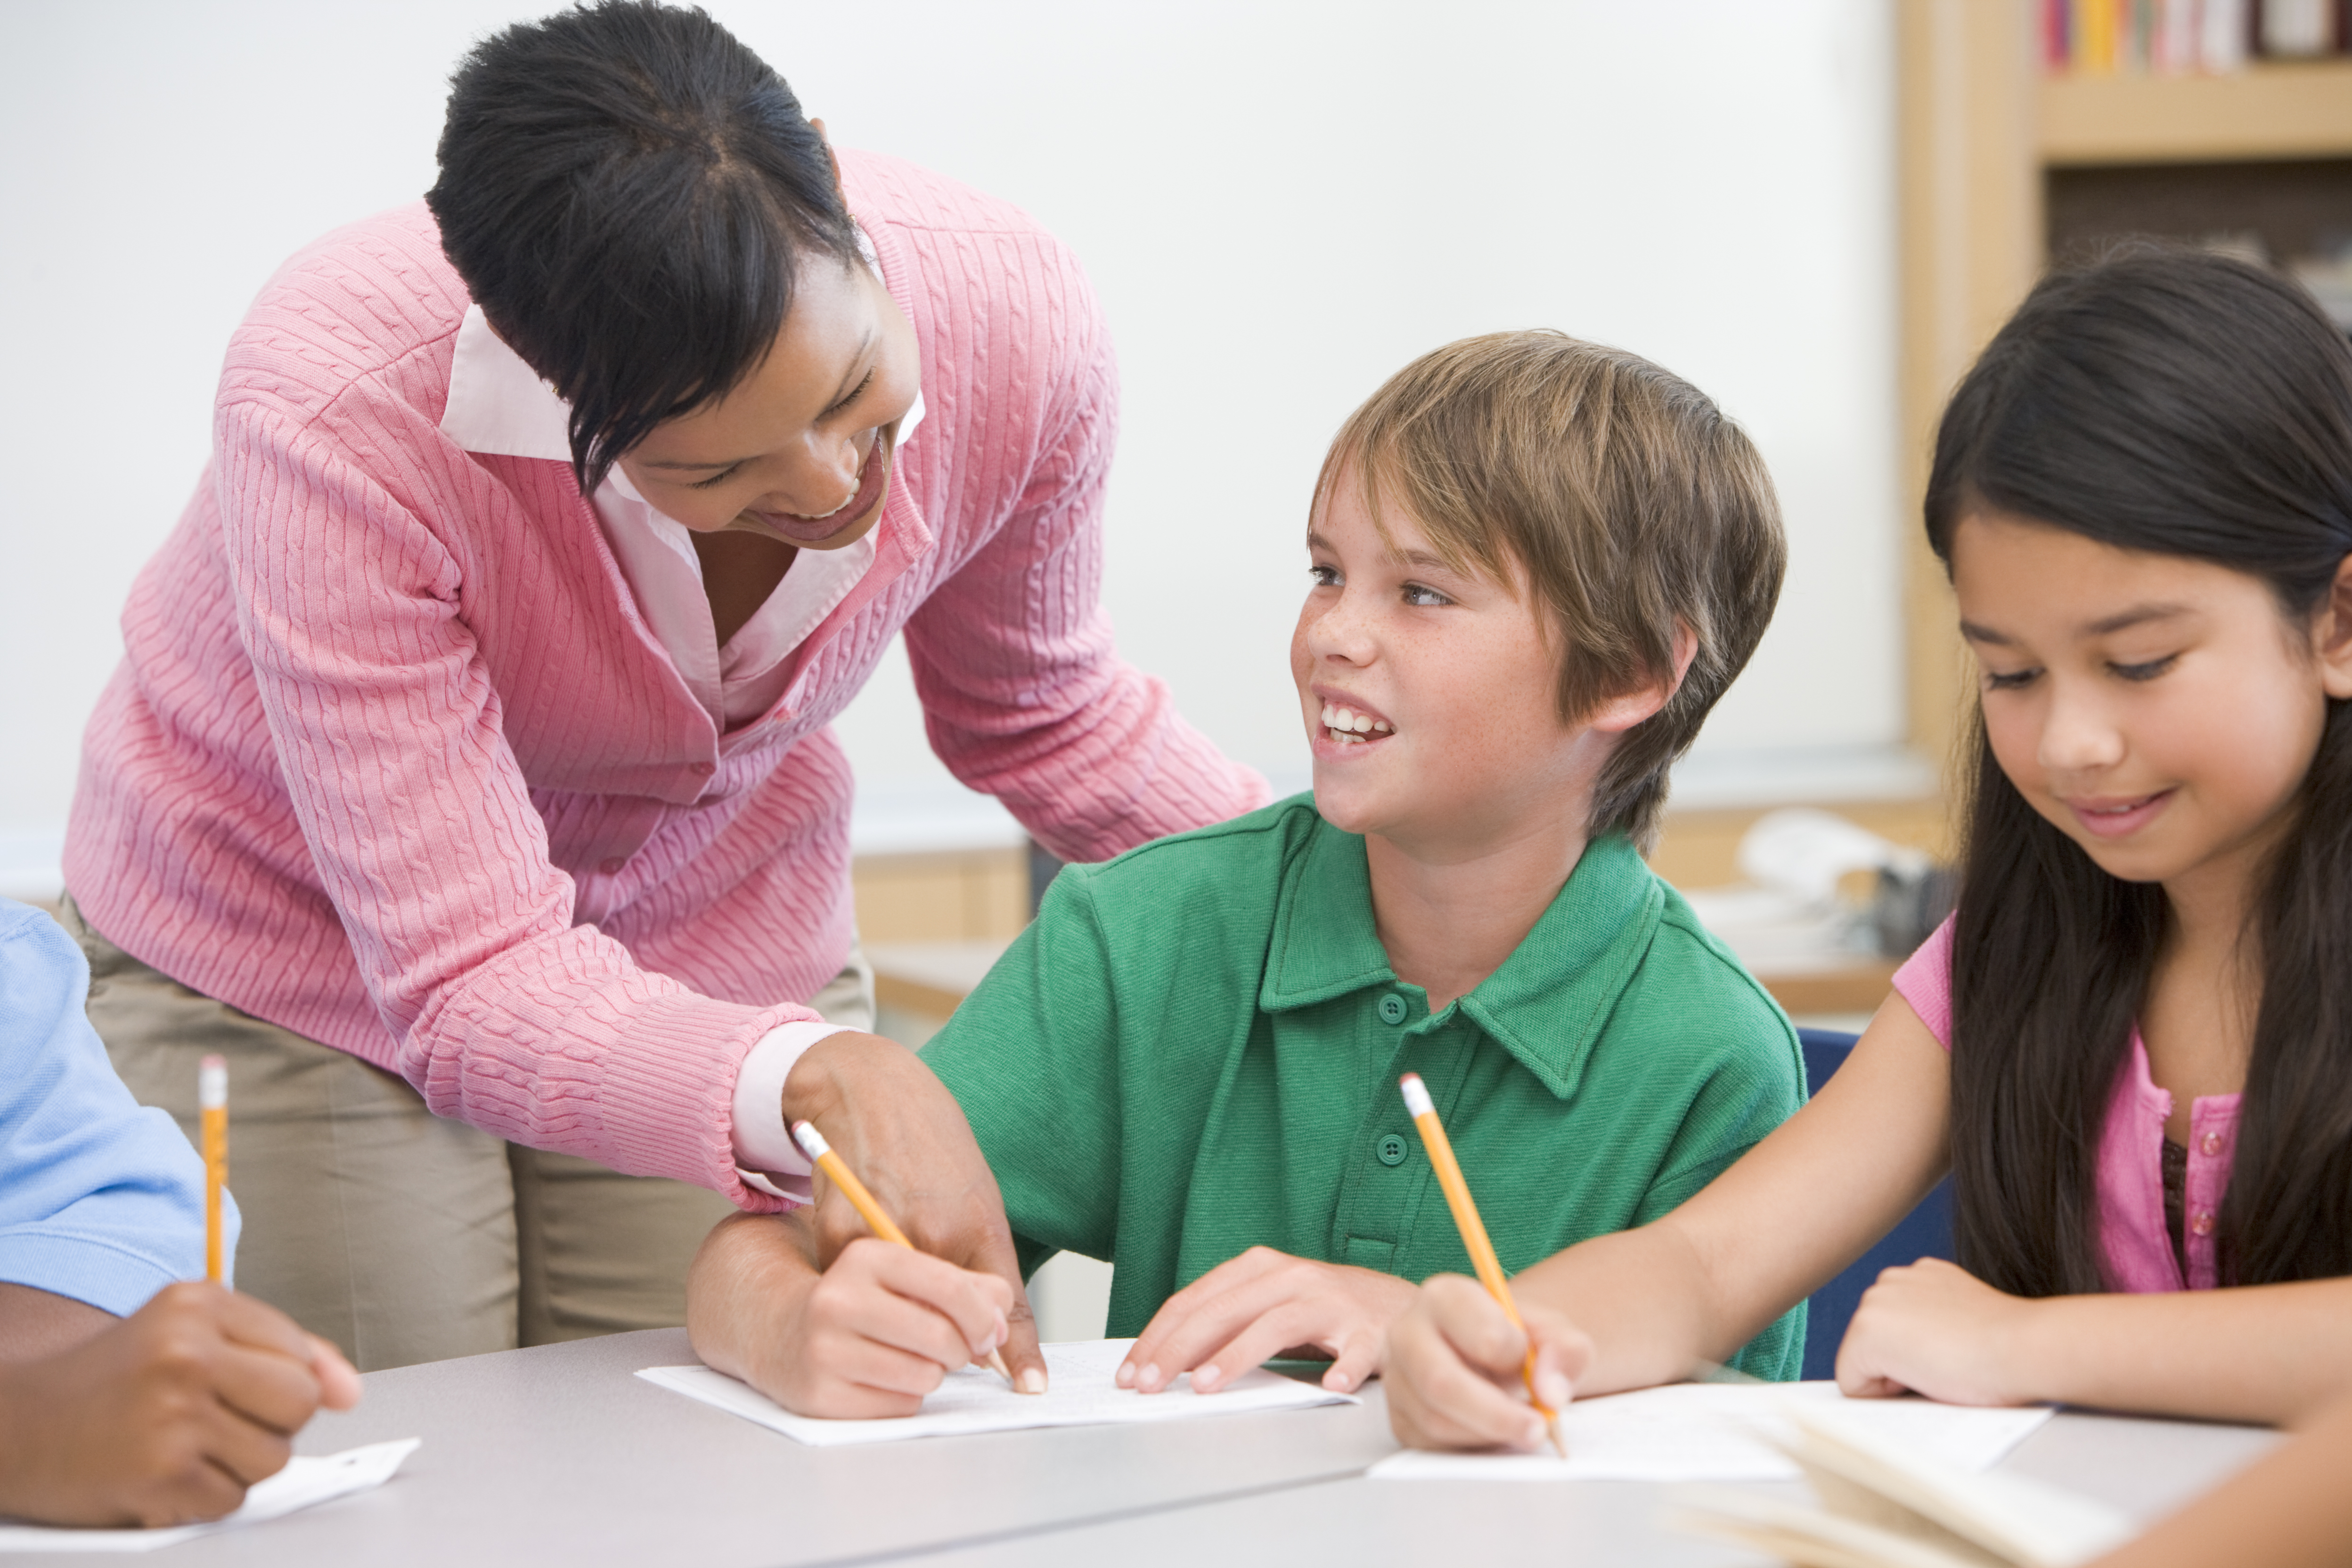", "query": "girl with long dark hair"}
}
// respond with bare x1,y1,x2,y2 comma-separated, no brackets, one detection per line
1380,245,2352,1449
